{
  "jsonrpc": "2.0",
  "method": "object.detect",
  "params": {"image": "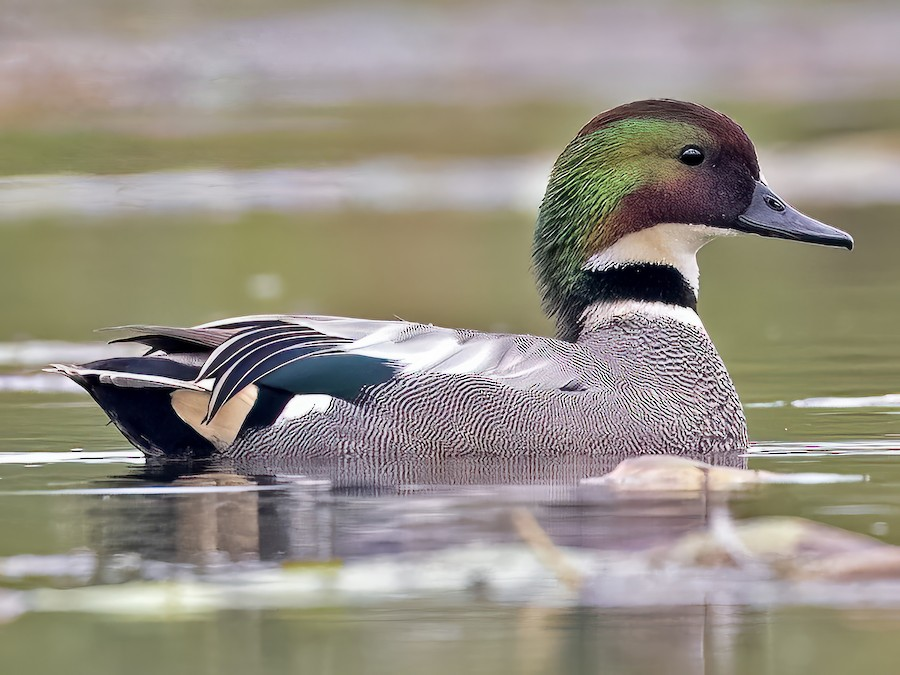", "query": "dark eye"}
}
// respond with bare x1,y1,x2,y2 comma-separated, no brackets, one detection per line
679,146,705,166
